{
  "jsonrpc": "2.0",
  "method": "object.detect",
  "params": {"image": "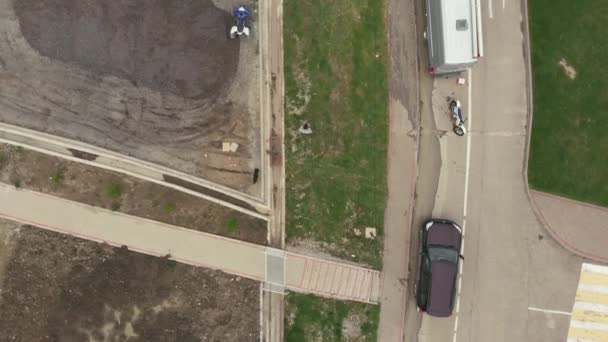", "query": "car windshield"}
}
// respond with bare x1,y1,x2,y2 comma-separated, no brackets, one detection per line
428,246,459,264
